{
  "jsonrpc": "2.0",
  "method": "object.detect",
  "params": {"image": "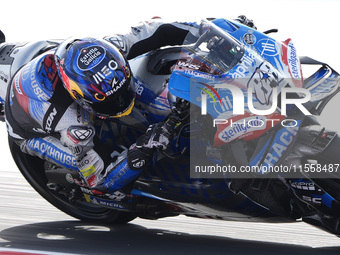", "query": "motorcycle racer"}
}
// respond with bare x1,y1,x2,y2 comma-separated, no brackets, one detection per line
1,16,256,193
